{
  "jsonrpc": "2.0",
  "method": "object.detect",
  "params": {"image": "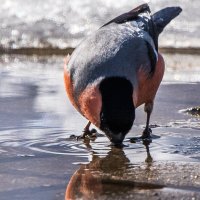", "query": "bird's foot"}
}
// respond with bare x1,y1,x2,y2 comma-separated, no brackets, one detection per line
76,128,97,141
141,127,152,139
130,128,152,144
